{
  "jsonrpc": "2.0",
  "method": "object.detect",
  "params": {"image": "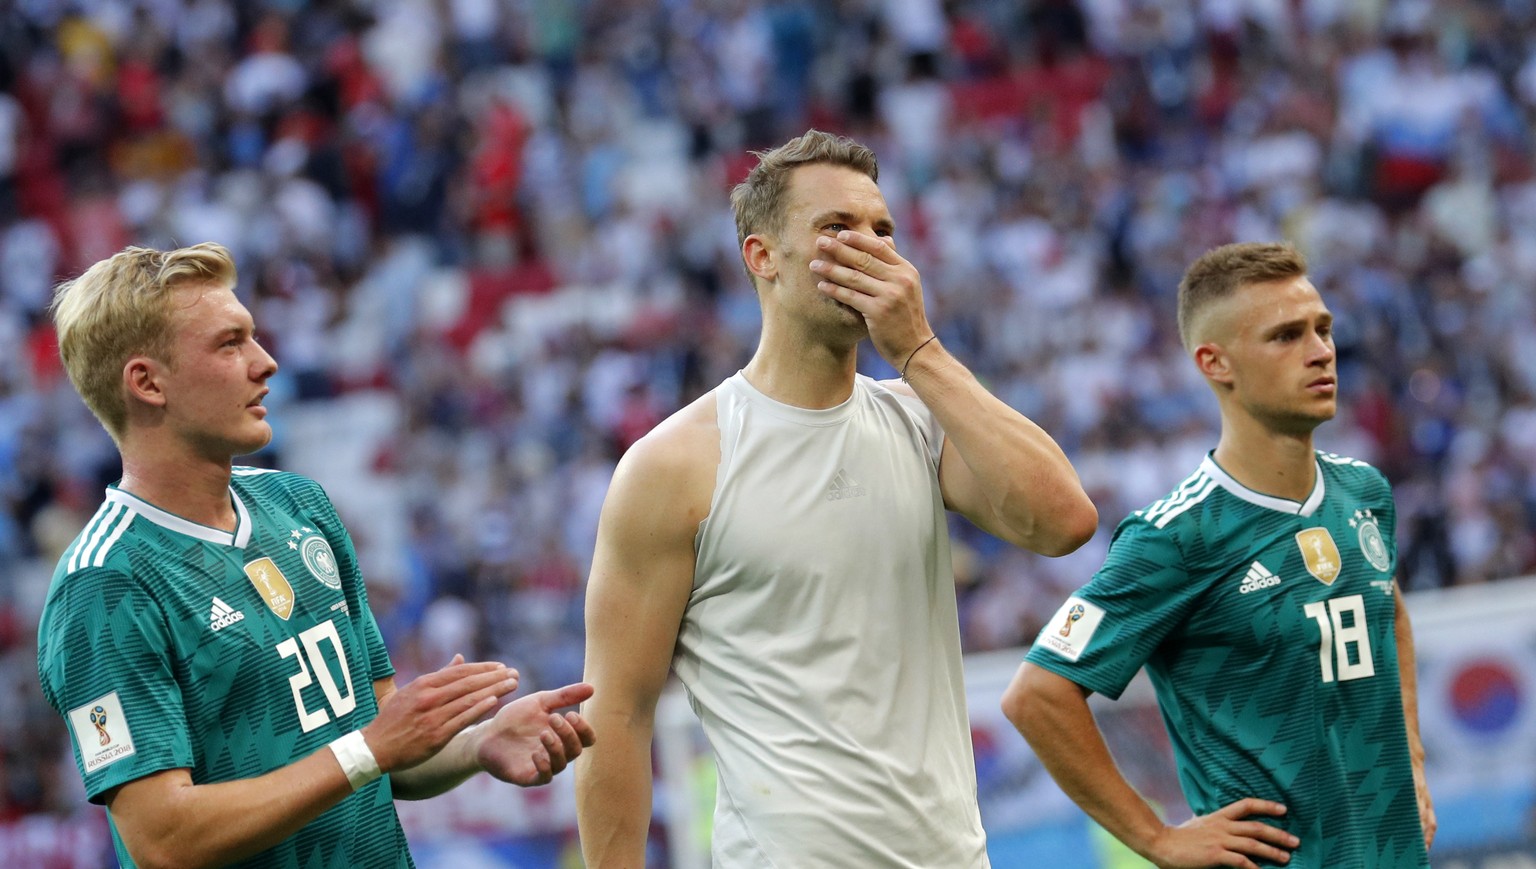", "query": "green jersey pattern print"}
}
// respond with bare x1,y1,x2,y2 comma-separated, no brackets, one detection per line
38,467,411,869
1026,451,1428,869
